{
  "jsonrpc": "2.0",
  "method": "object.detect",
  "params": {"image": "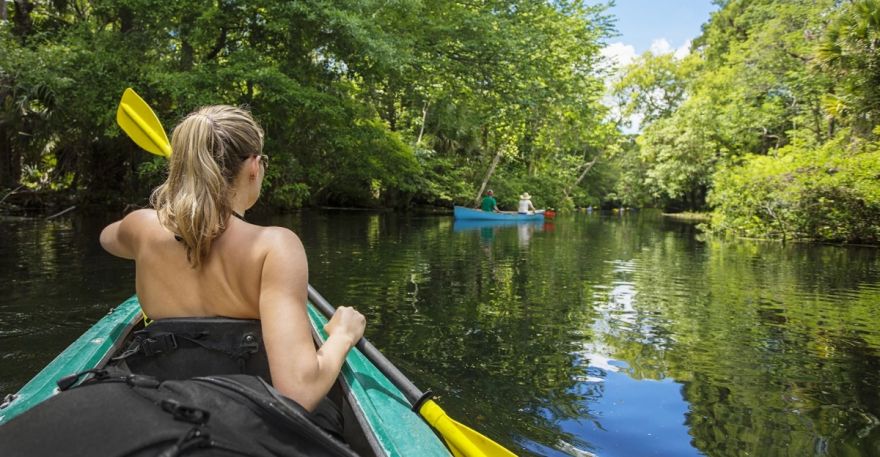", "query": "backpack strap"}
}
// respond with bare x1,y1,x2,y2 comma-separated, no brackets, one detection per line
113,332,179,360
56,367,161,391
